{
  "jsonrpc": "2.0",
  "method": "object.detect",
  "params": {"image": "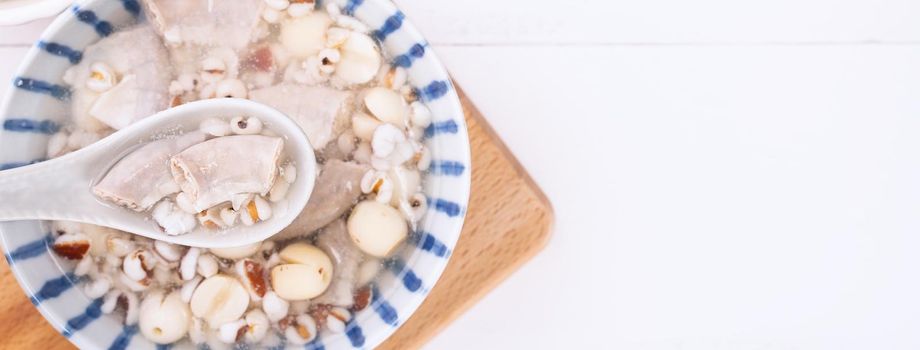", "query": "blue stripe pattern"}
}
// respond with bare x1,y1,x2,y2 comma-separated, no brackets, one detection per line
32,273,77,305
409,231,451,257
417,80,450,102
423,120,459,138
386,258,423,292
121,0,141,17
430,160,465,176
36,41,83,64
343,0,363,15
0,2,470,349
108,325,138,350
5,234,53,263
431,198,463,217
373,11,405,41
3,119,60,134
392,43,426,68
0,158,45,170
370,284,399,326
305,338,326,350
344,319,366,347
13,77,71,100
62,298,104,337
72,6,114,37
